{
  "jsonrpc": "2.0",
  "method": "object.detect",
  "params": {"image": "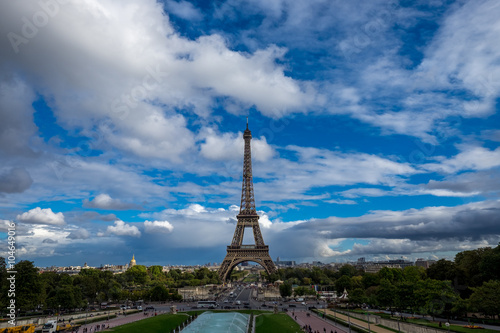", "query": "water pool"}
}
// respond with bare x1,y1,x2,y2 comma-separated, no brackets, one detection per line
181,312,250,333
